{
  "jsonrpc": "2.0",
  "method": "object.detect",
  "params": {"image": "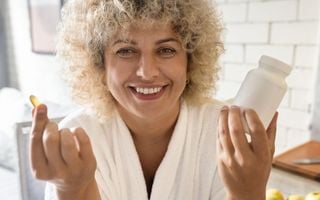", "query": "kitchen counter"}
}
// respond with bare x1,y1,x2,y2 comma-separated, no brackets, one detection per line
268,167,320,196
